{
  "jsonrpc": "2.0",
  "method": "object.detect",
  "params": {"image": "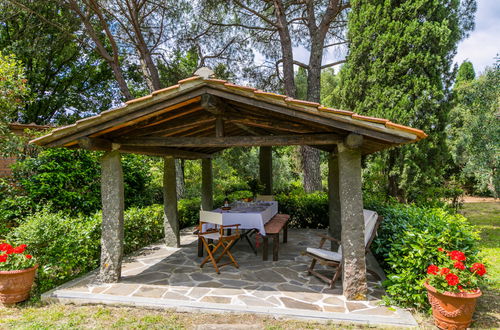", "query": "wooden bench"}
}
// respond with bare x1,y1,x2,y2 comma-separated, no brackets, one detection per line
262,214,290,261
